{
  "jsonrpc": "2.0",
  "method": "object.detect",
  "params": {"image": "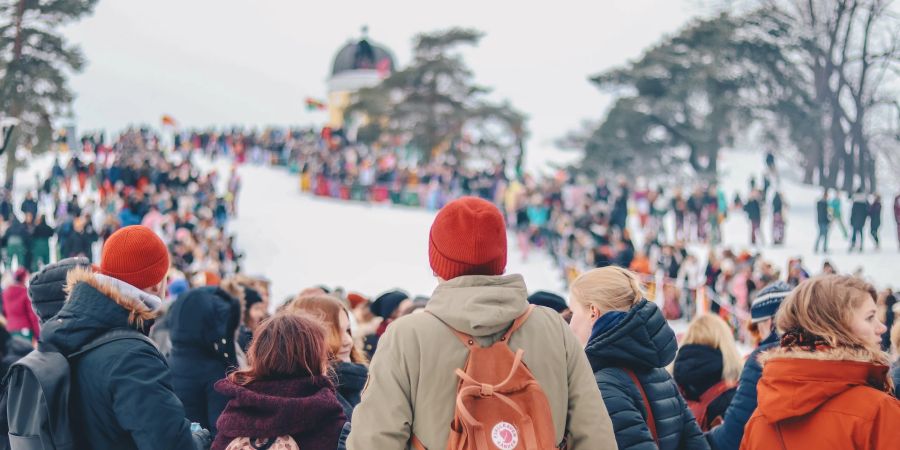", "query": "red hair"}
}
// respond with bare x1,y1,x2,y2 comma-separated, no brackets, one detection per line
229,312,328,385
